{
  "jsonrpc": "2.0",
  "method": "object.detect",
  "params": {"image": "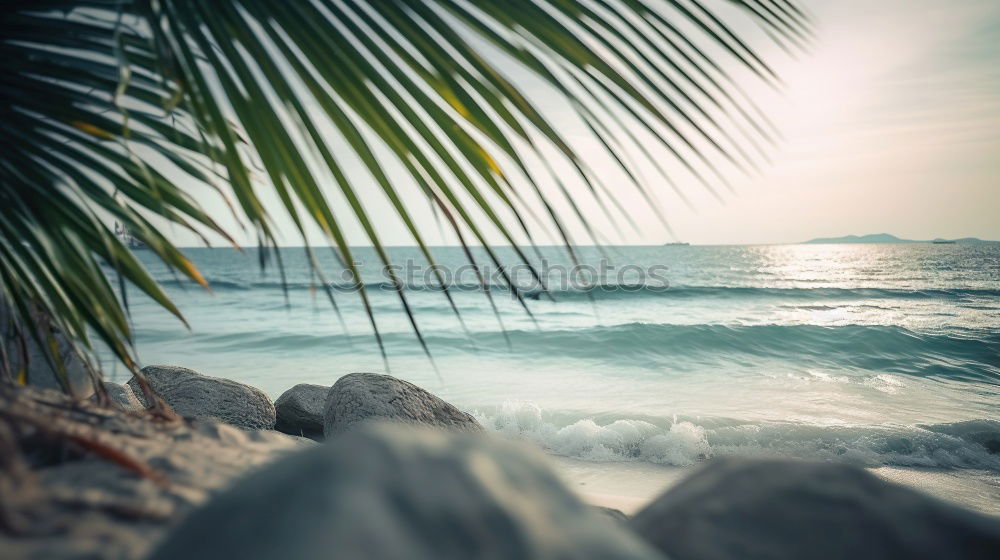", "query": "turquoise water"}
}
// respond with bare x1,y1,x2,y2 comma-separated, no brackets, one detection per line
106,244,1000,472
